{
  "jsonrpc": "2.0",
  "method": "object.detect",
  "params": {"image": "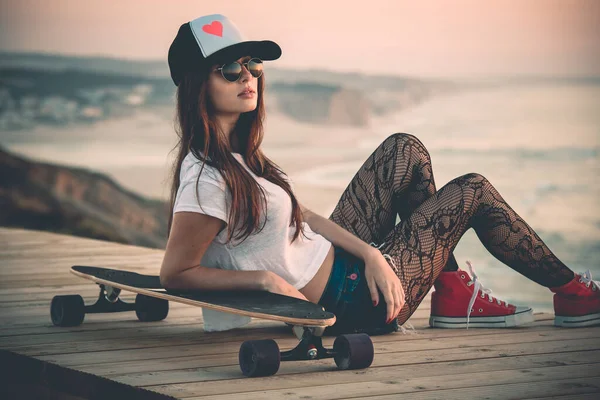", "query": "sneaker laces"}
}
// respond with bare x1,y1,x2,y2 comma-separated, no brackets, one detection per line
578,270,600,291
369,241,398,272
398,321,418,335
465,260,504,329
